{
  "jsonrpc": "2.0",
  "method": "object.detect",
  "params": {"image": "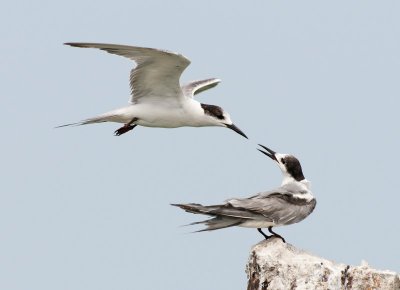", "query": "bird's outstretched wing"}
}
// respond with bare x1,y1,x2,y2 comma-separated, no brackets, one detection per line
181,78,221,98
65,42,191,104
